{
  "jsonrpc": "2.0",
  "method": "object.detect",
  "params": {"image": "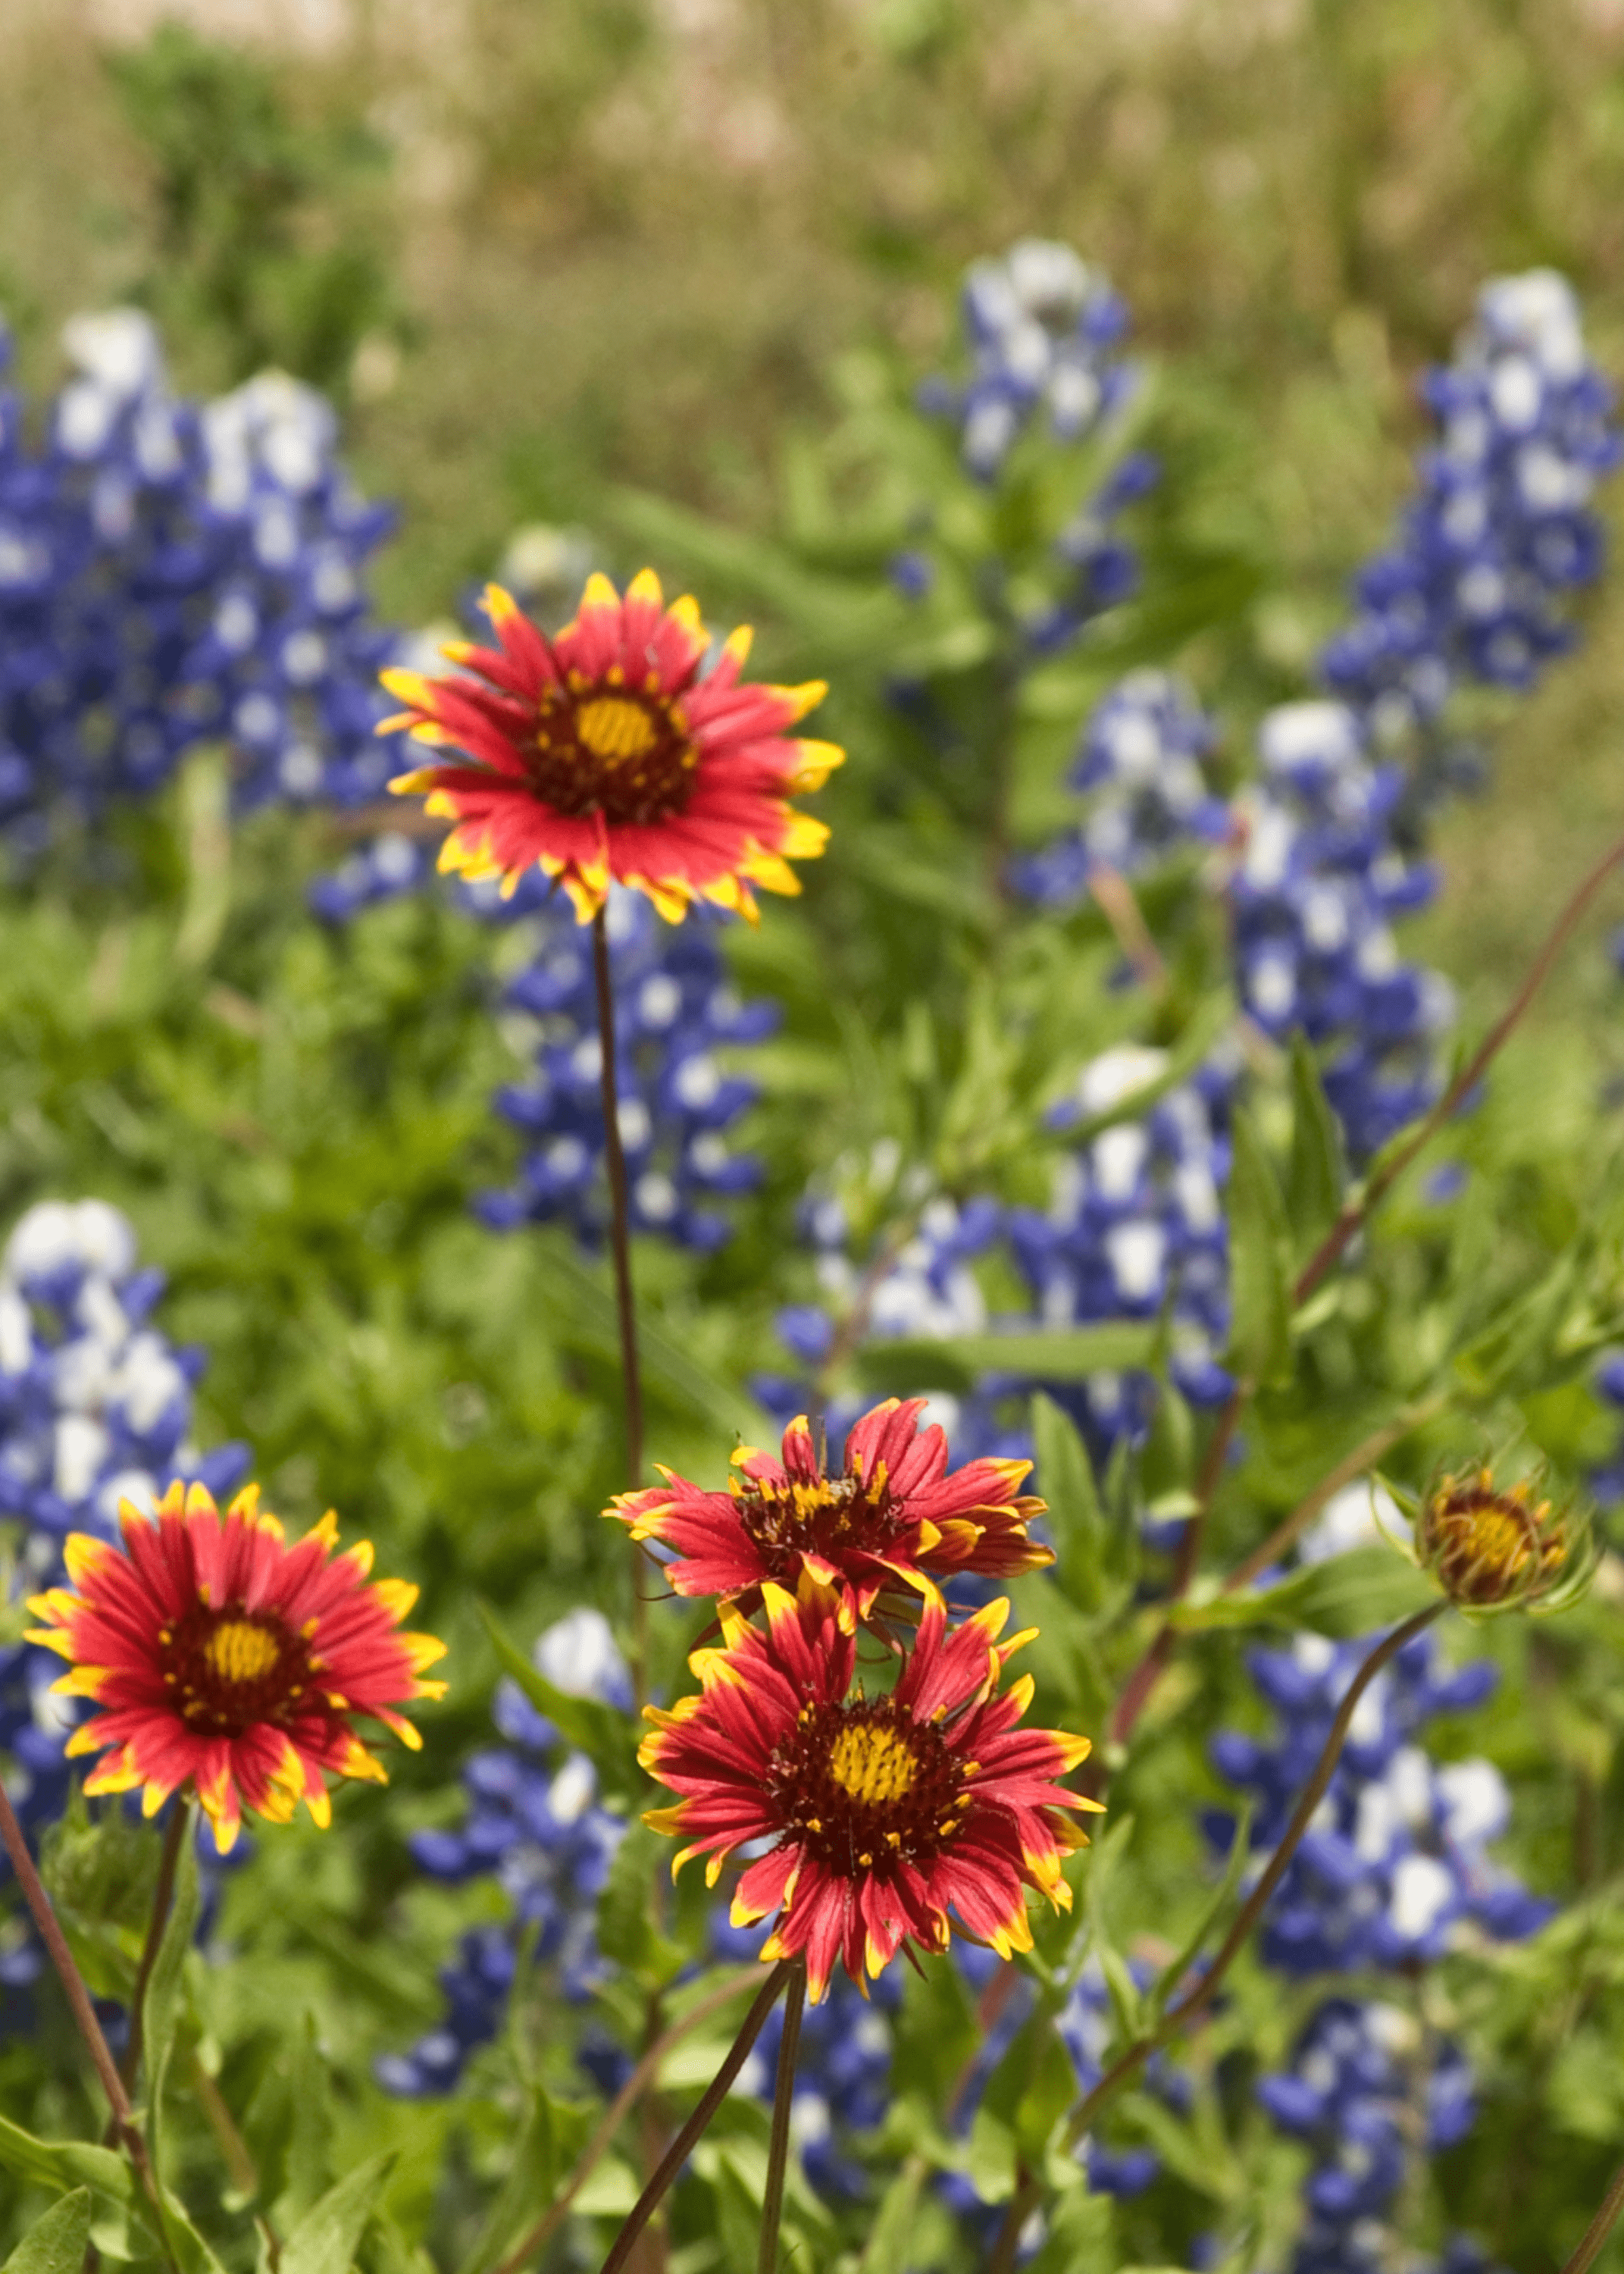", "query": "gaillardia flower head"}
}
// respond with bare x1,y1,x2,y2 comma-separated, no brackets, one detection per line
609,1398,1053,1621
1416,1464,1590,1614
380,569,843,922
640,1570,1101,2000
26,1481,447,1850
